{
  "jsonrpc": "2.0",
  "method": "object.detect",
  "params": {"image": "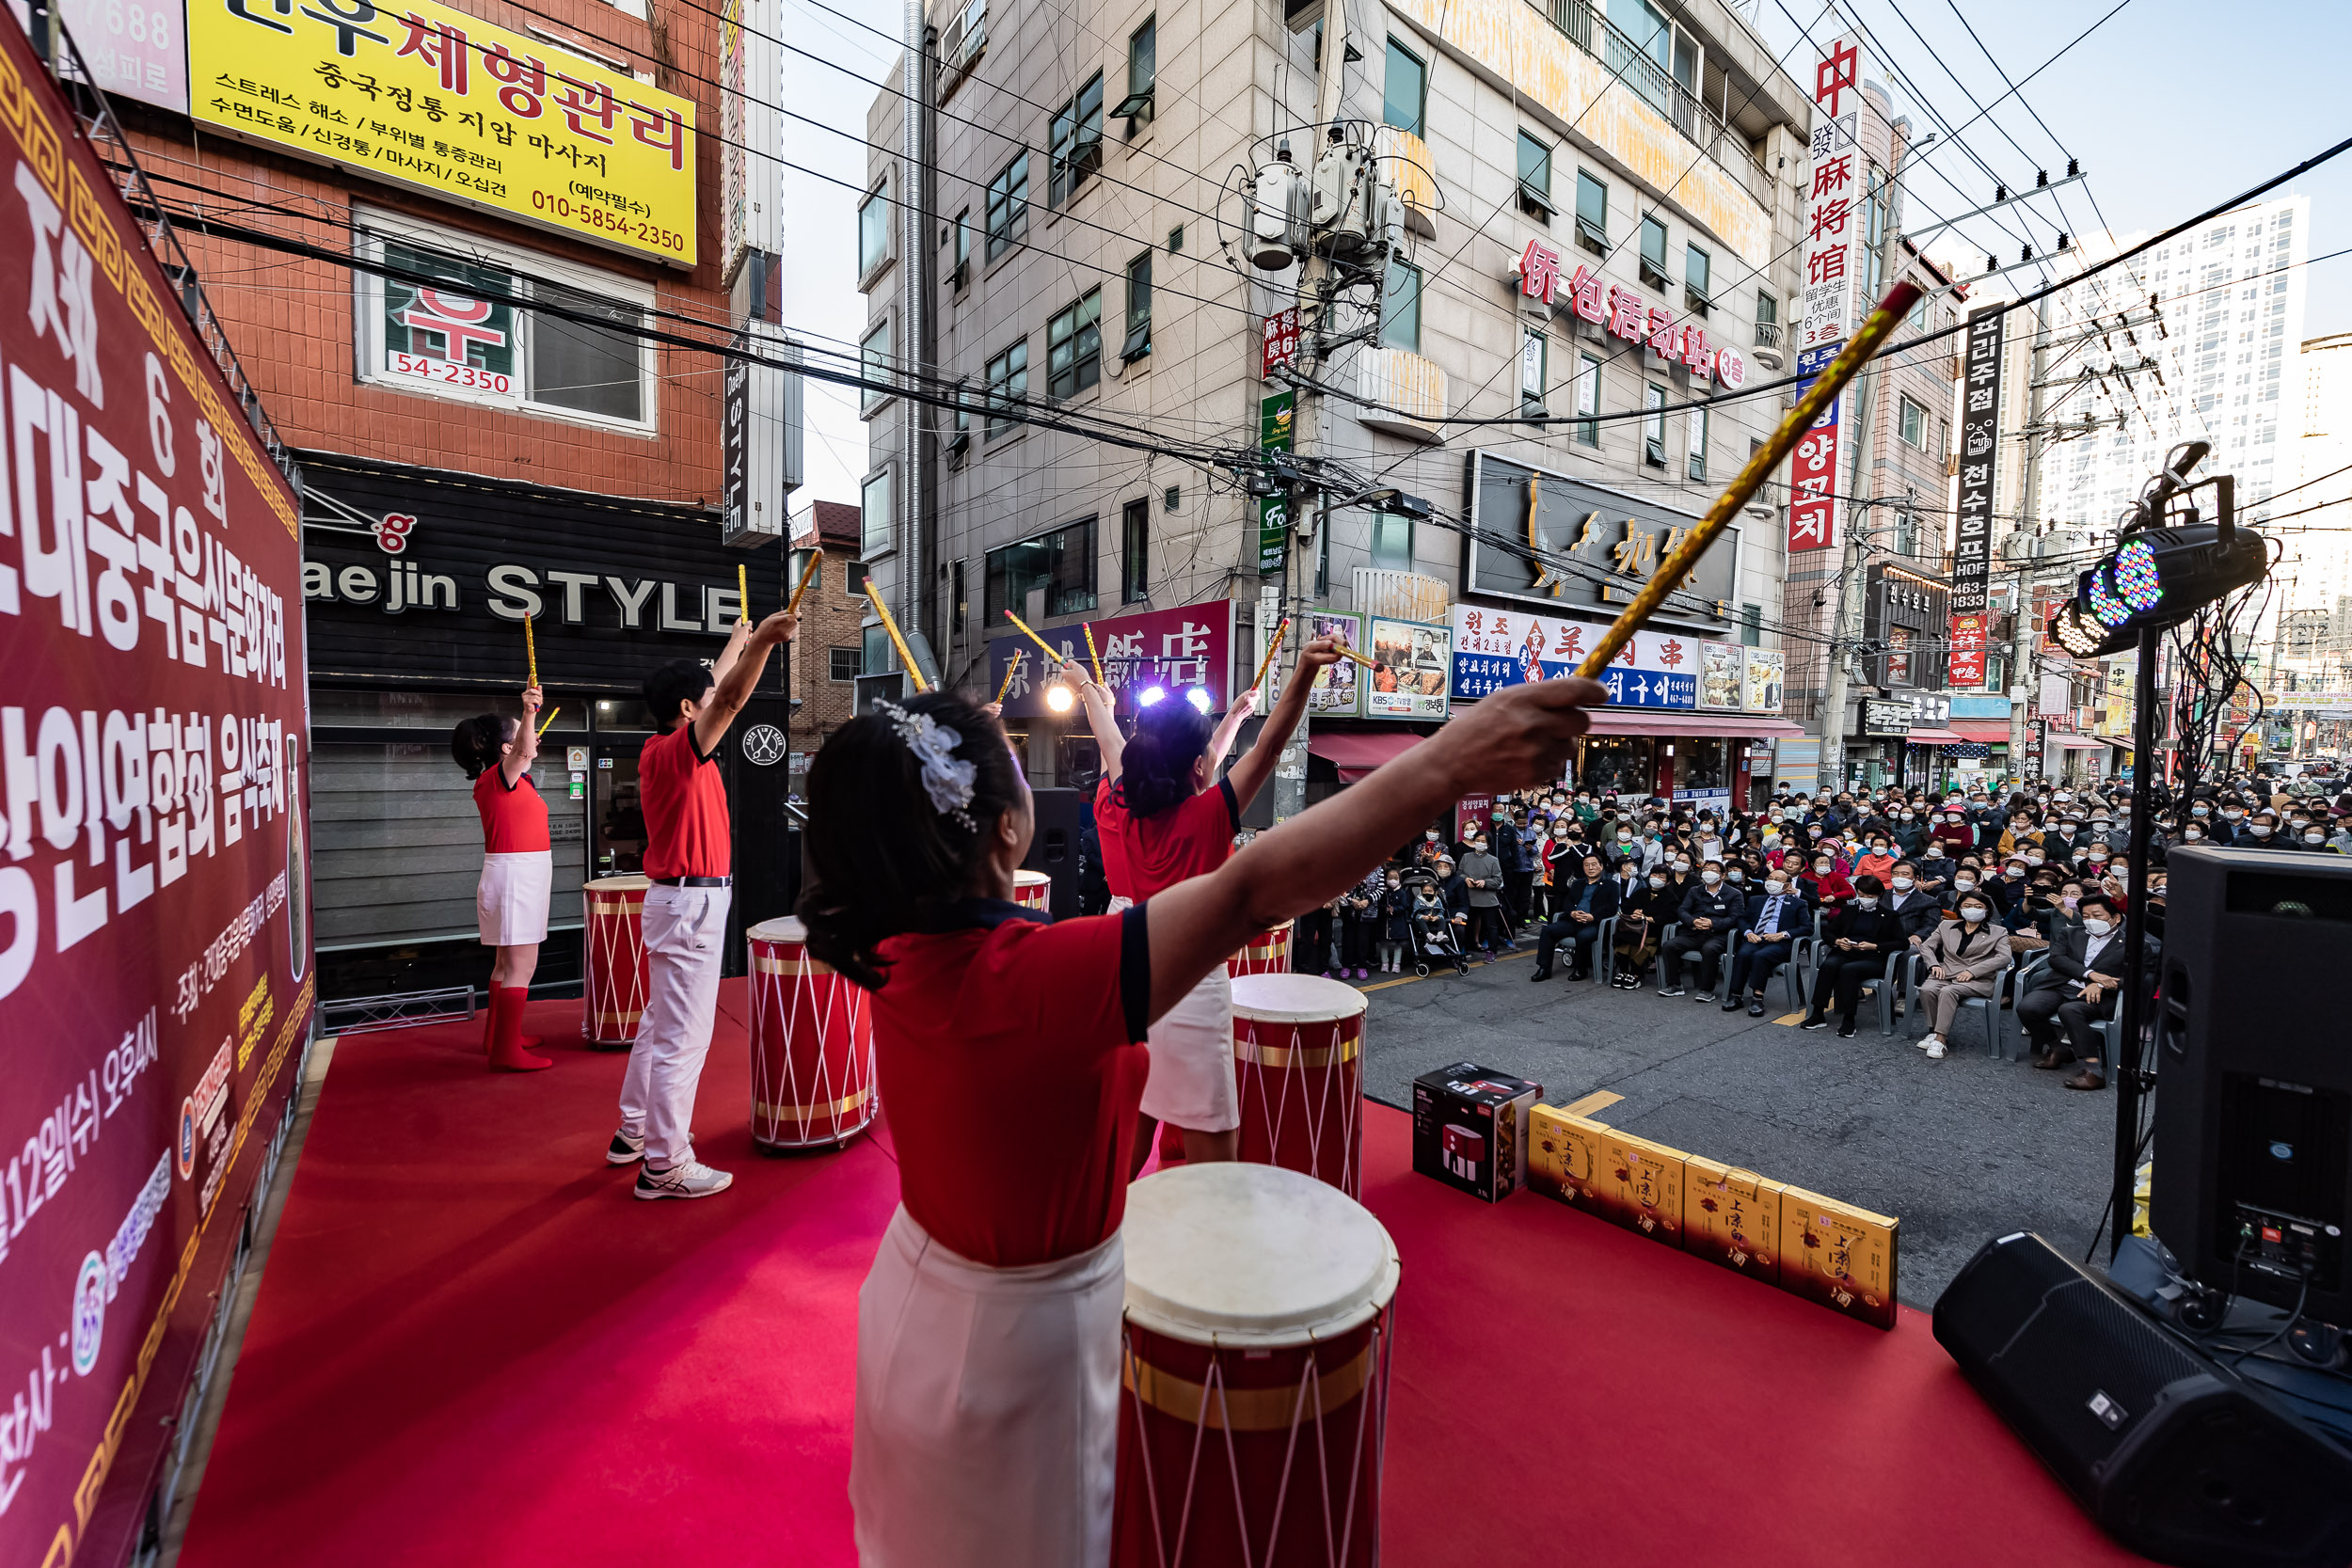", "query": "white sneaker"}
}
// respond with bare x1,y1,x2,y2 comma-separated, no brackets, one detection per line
634,1159,734,1199
1924,1038,1947,1060
606,1129,646,1165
